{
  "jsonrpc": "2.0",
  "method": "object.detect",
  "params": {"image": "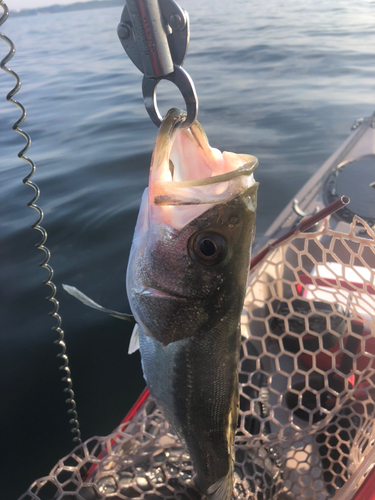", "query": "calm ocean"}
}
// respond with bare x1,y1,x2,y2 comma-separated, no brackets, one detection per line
1,0,374,497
